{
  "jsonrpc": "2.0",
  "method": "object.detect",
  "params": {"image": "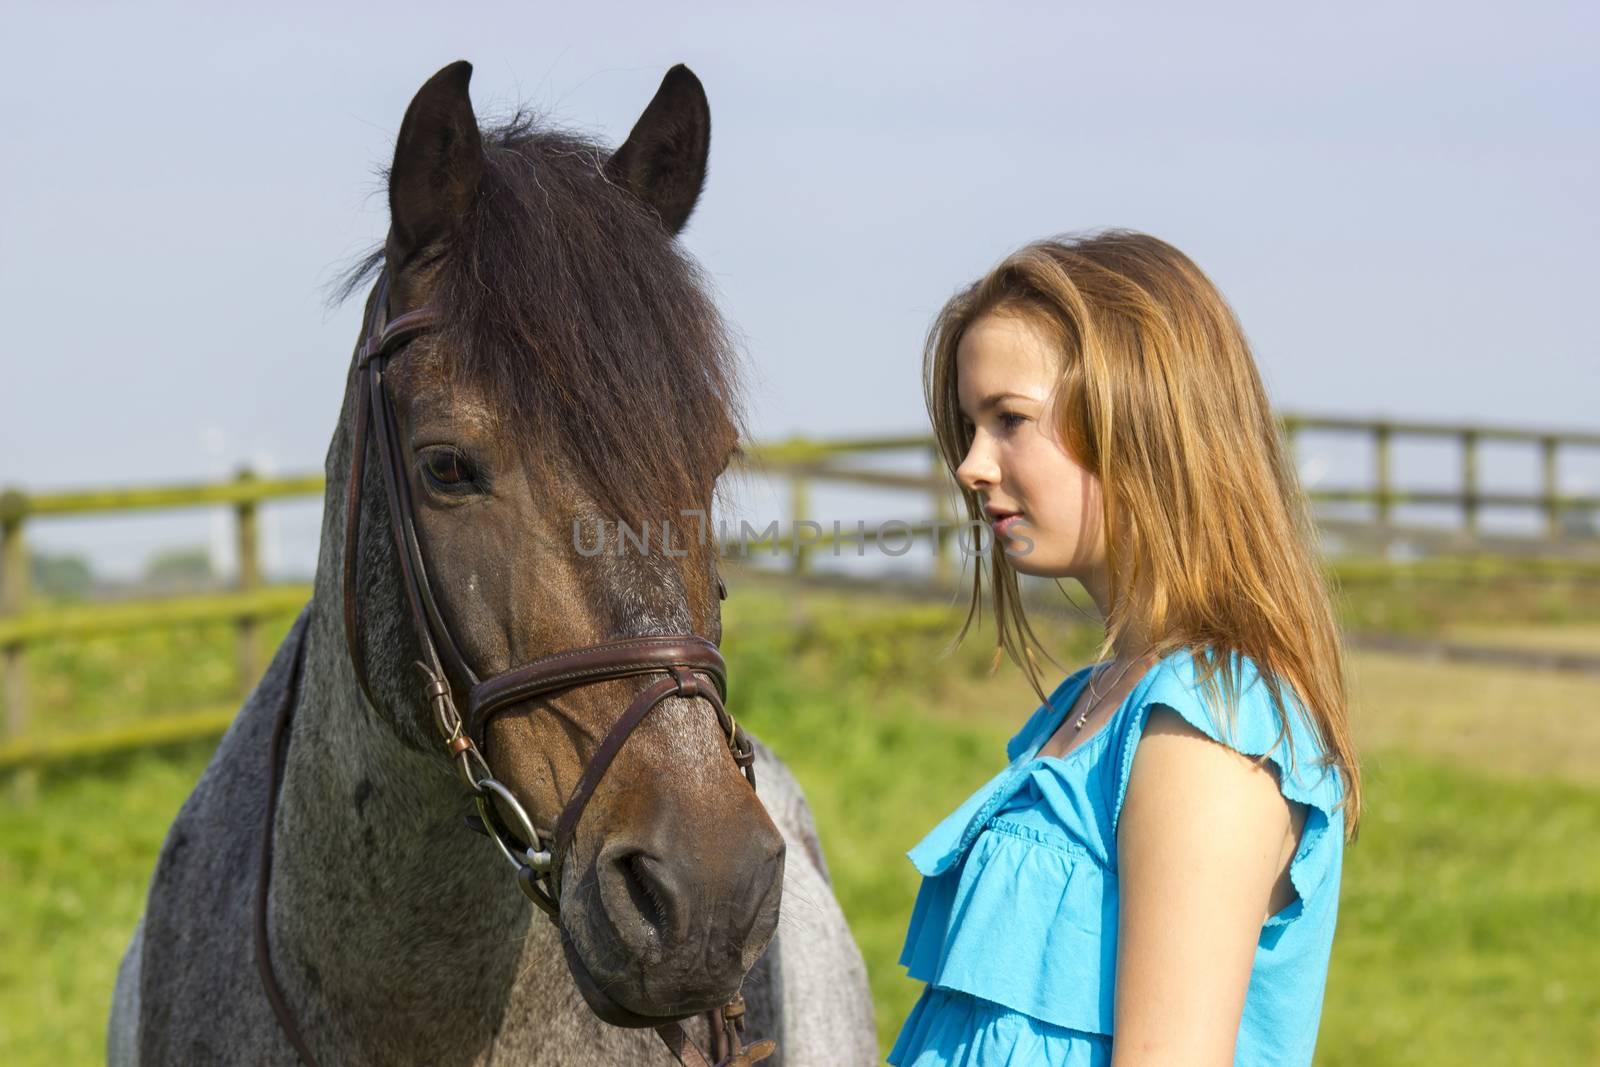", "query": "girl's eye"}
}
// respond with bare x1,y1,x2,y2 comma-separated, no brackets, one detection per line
421,449,476,490
998,413,1028,431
